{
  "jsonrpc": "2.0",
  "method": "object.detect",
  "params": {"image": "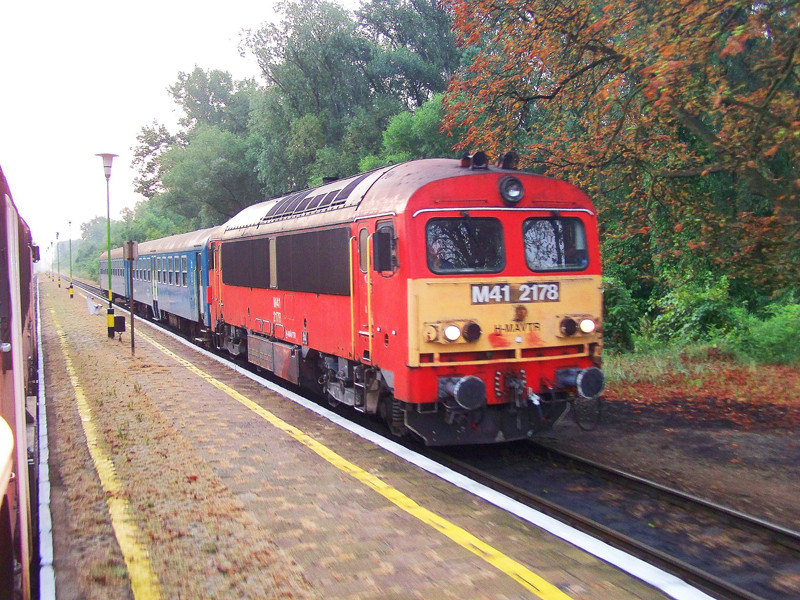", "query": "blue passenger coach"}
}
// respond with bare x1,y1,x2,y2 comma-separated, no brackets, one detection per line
101,227,220,336
99,247,129,300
